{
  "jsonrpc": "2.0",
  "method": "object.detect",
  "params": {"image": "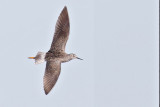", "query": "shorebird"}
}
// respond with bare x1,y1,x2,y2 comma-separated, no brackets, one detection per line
28,6,82,95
